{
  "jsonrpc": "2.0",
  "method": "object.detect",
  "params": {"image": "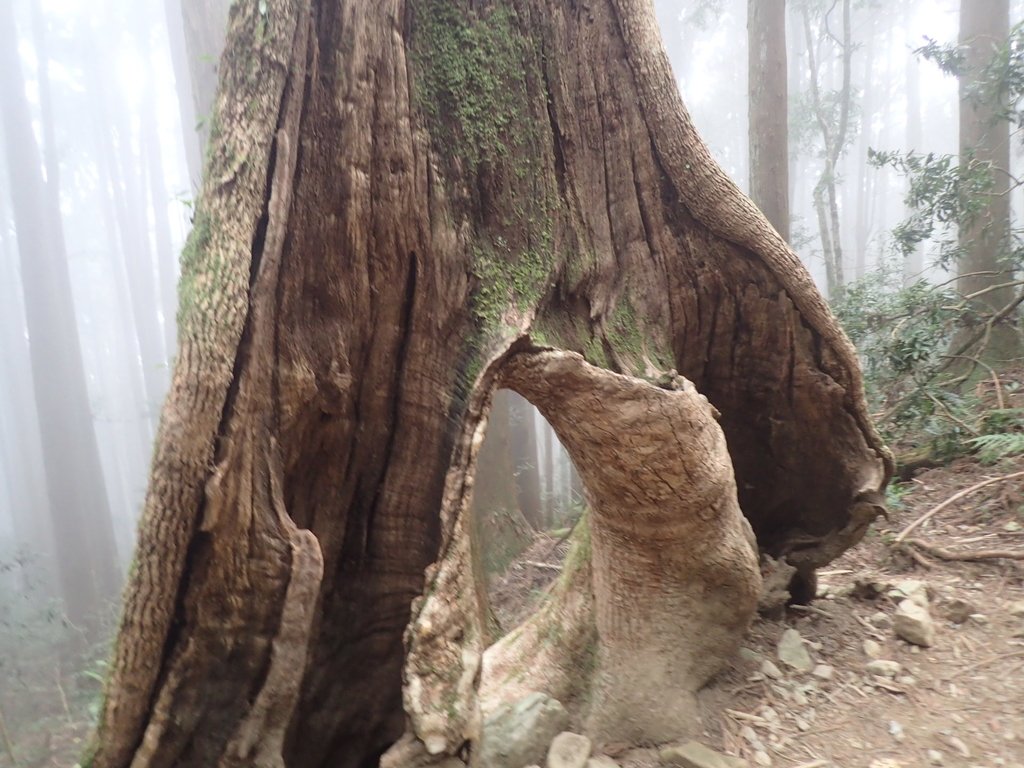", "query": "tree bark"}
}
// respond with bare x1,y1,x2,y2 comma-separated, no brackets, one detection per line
91,1,890,766
748,0,789,241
